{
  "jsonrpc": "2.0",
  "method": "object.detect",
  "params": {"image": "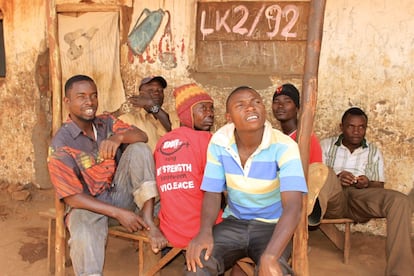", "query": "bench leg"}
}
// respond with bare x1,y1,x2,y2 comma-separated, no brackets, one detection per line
319,222,352,264
145,247,182,276
343,222,351,264
141,242,162,276
319,223,345,251
47,217,56,274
